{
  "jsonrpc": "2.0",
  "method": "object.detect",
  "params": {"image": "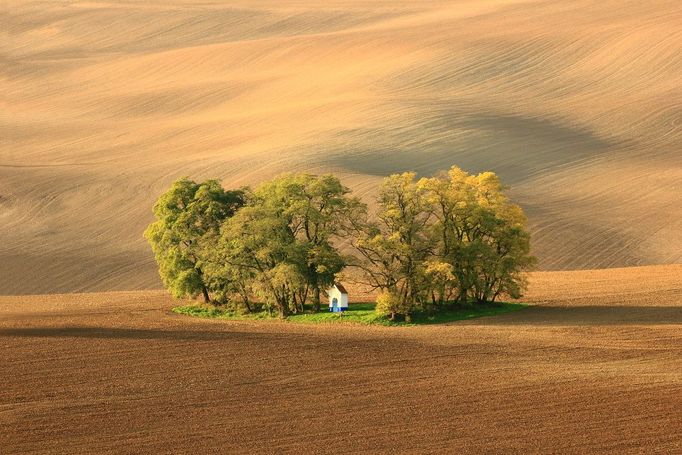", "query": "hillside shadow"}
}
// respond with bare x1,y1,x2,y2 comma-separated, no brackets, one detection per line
321,108,622,184
481,305,682,326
